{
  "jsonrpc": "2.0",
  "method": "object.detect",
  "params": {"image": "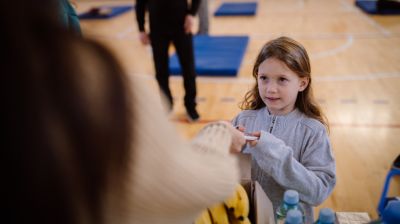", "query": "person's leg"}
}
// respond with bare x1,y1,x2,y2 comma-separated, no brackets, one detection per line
377,0,400,11
172,32,199,121
198,0,209,35
150,33,173,110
